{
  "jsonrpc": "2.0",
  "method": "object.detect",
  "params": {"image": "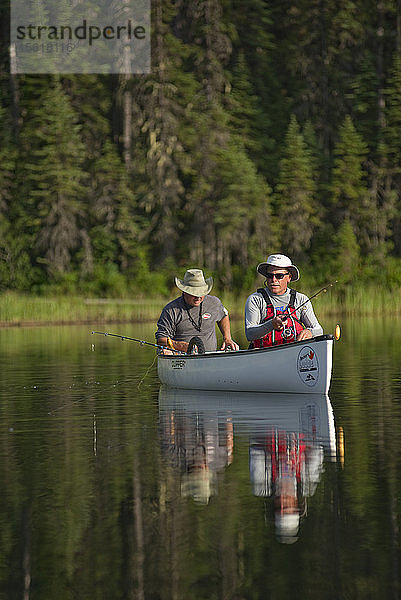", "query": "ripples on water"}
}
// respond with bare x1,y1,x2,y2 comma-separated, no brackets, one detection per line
1,319,401,599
